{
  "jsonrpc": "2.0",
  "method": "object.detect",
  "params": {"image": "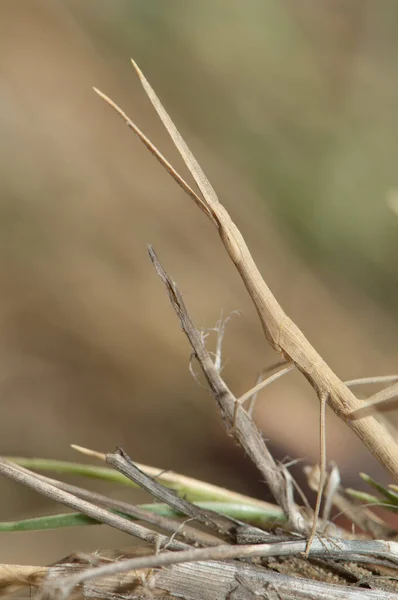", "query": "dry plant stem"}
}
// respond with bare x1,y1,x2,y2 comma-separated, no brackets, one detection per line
101,59,398,483
45,537,398,597
24,454,284,546
107,448,238,542
0,459,188,551
0,564,47,595
11,463,221,548
93,87,214,224
71,444,276,511
47,560,398,600
148,247,306,534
